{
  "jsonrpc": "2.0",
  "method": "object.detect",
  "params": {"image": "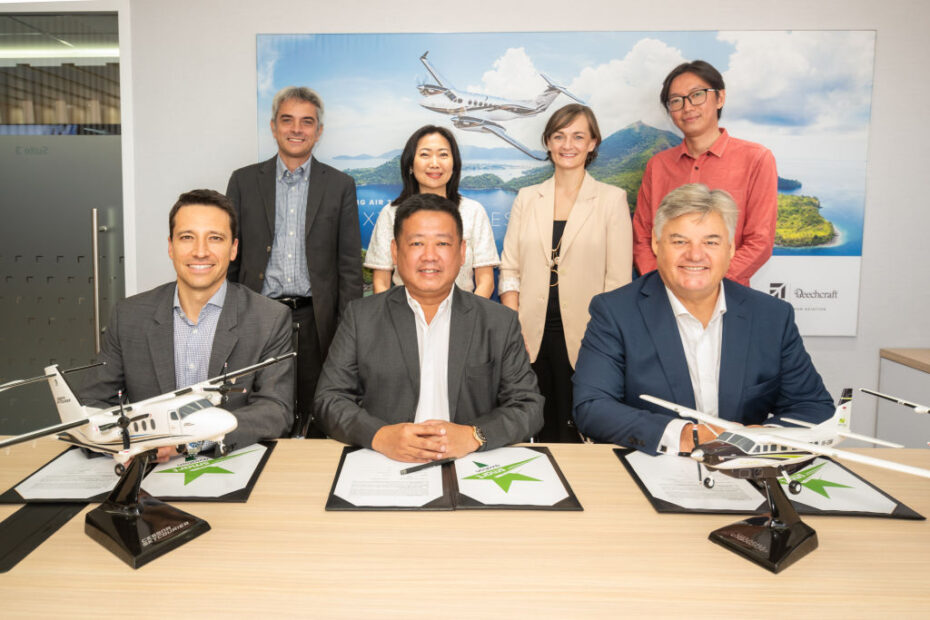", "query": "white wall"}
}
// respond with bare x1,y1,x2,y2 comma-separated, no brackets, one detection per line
8,0,930,434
